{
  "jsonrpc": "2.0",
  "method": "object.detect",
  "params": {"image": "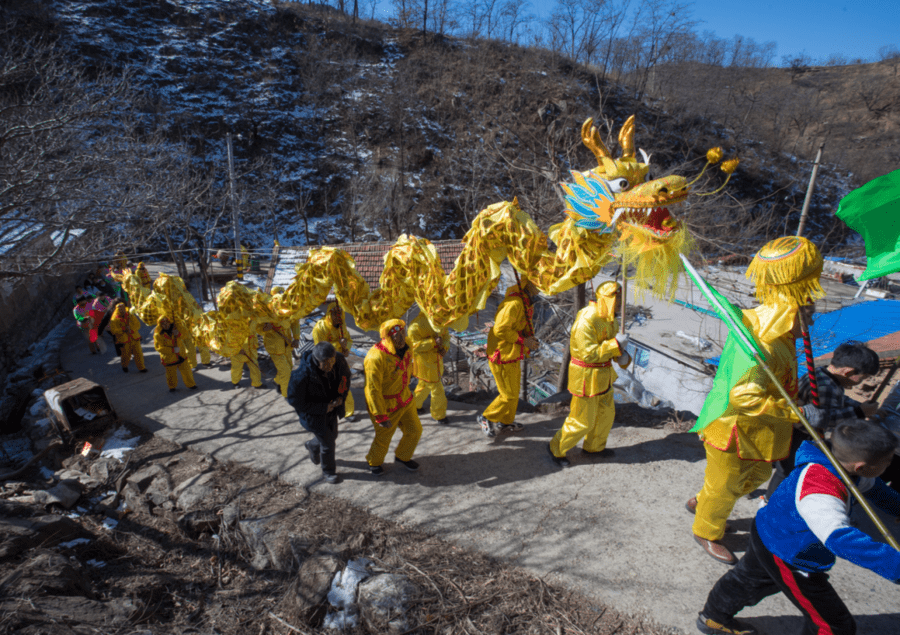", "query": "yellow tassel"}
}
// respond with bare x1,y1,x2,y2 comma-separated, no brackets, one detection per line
746,236,825,306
